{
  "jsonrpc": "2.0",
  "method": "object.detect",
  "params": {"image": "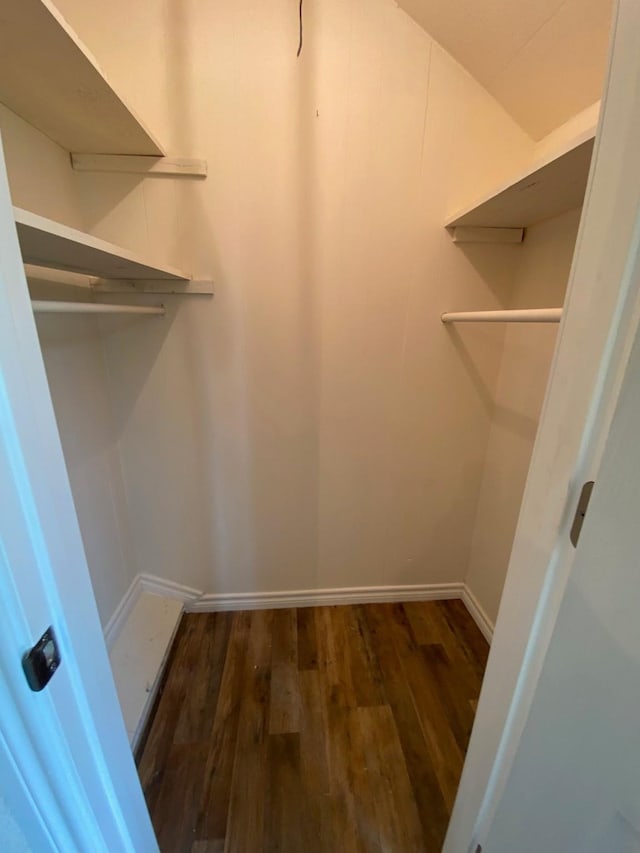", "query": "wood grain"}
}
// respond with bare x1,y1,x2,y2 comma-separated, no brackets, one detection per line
139,601,489,852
